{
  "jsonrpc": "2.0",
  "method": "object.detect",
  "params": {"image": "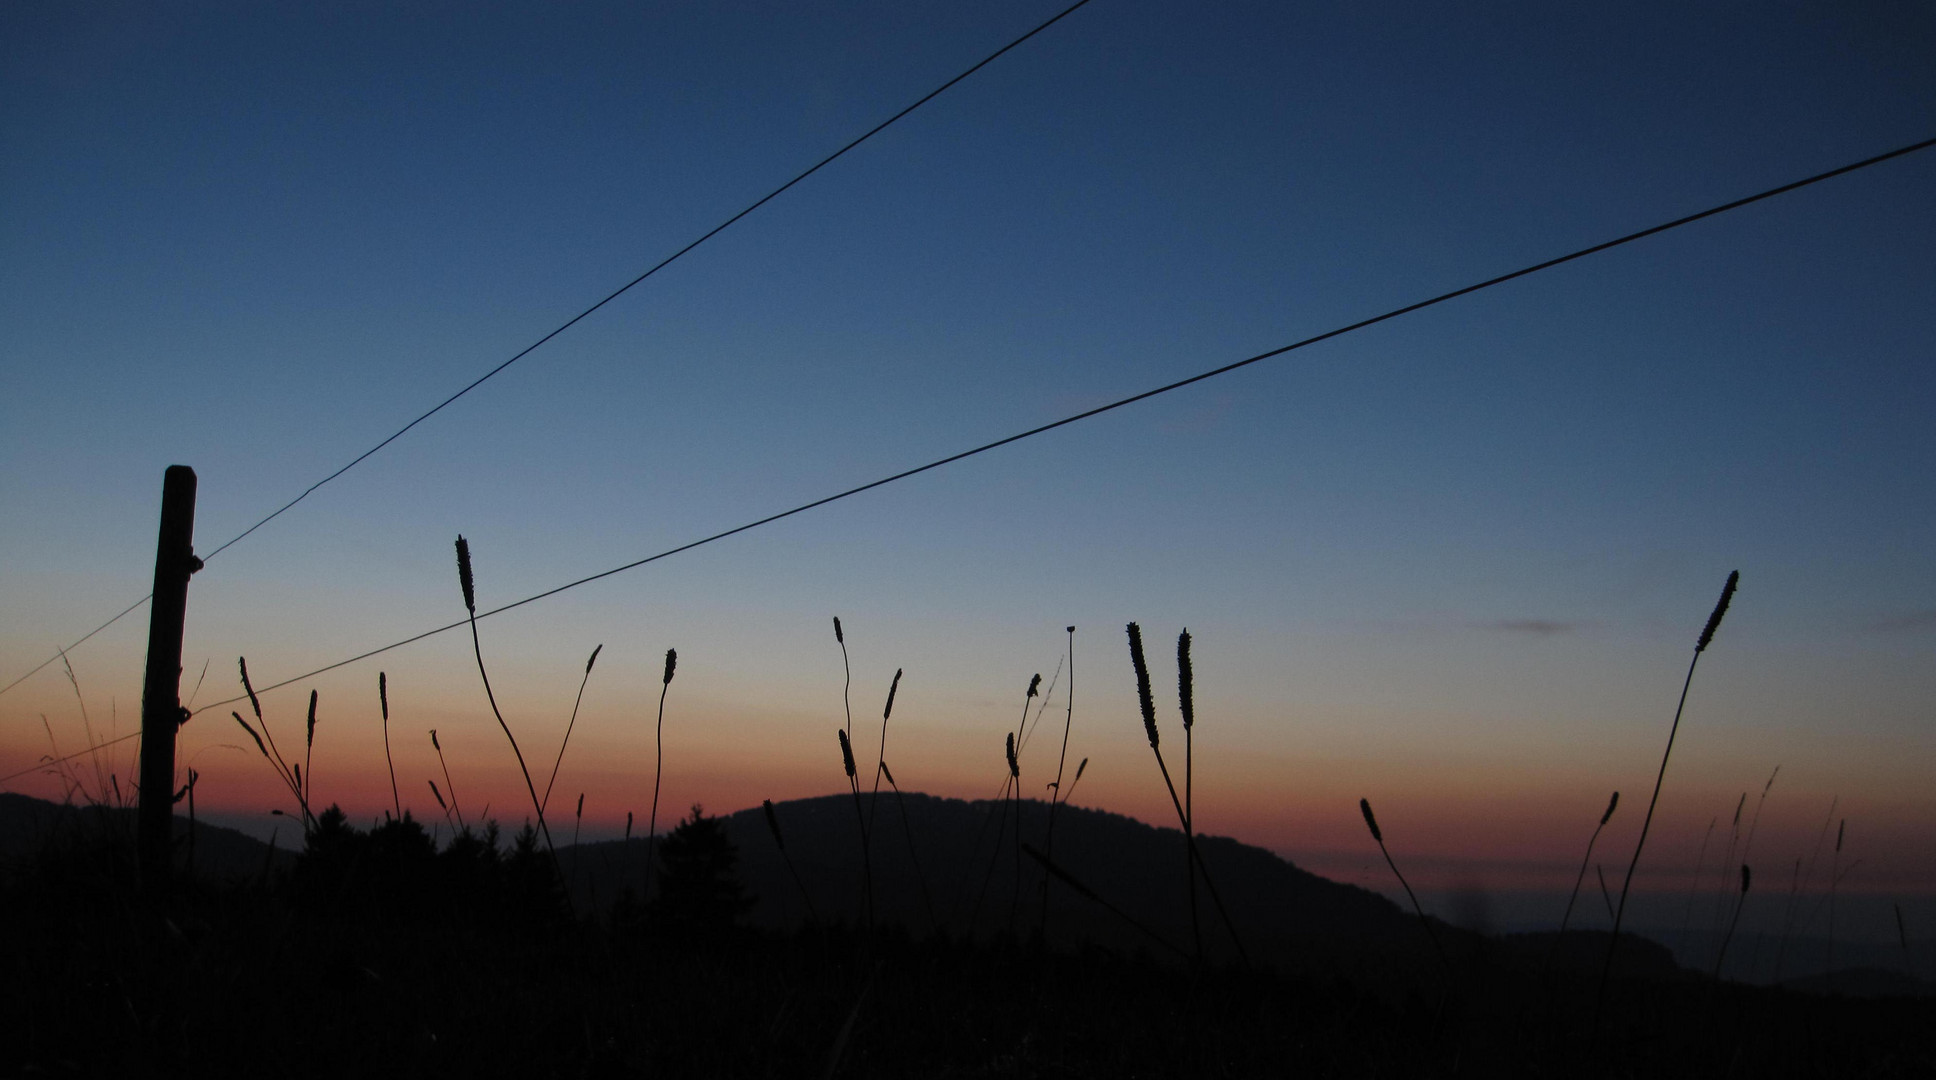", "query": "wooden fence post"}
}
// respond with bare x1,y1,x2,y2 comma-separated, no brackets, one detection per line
139,465,200,895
